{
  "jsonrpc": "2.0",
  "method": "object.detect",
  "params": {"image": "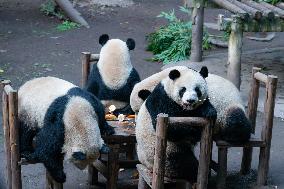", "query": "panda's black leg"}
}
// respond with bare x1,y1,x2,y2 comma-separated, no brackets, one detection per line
43,157,66,183
19,122,38,154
